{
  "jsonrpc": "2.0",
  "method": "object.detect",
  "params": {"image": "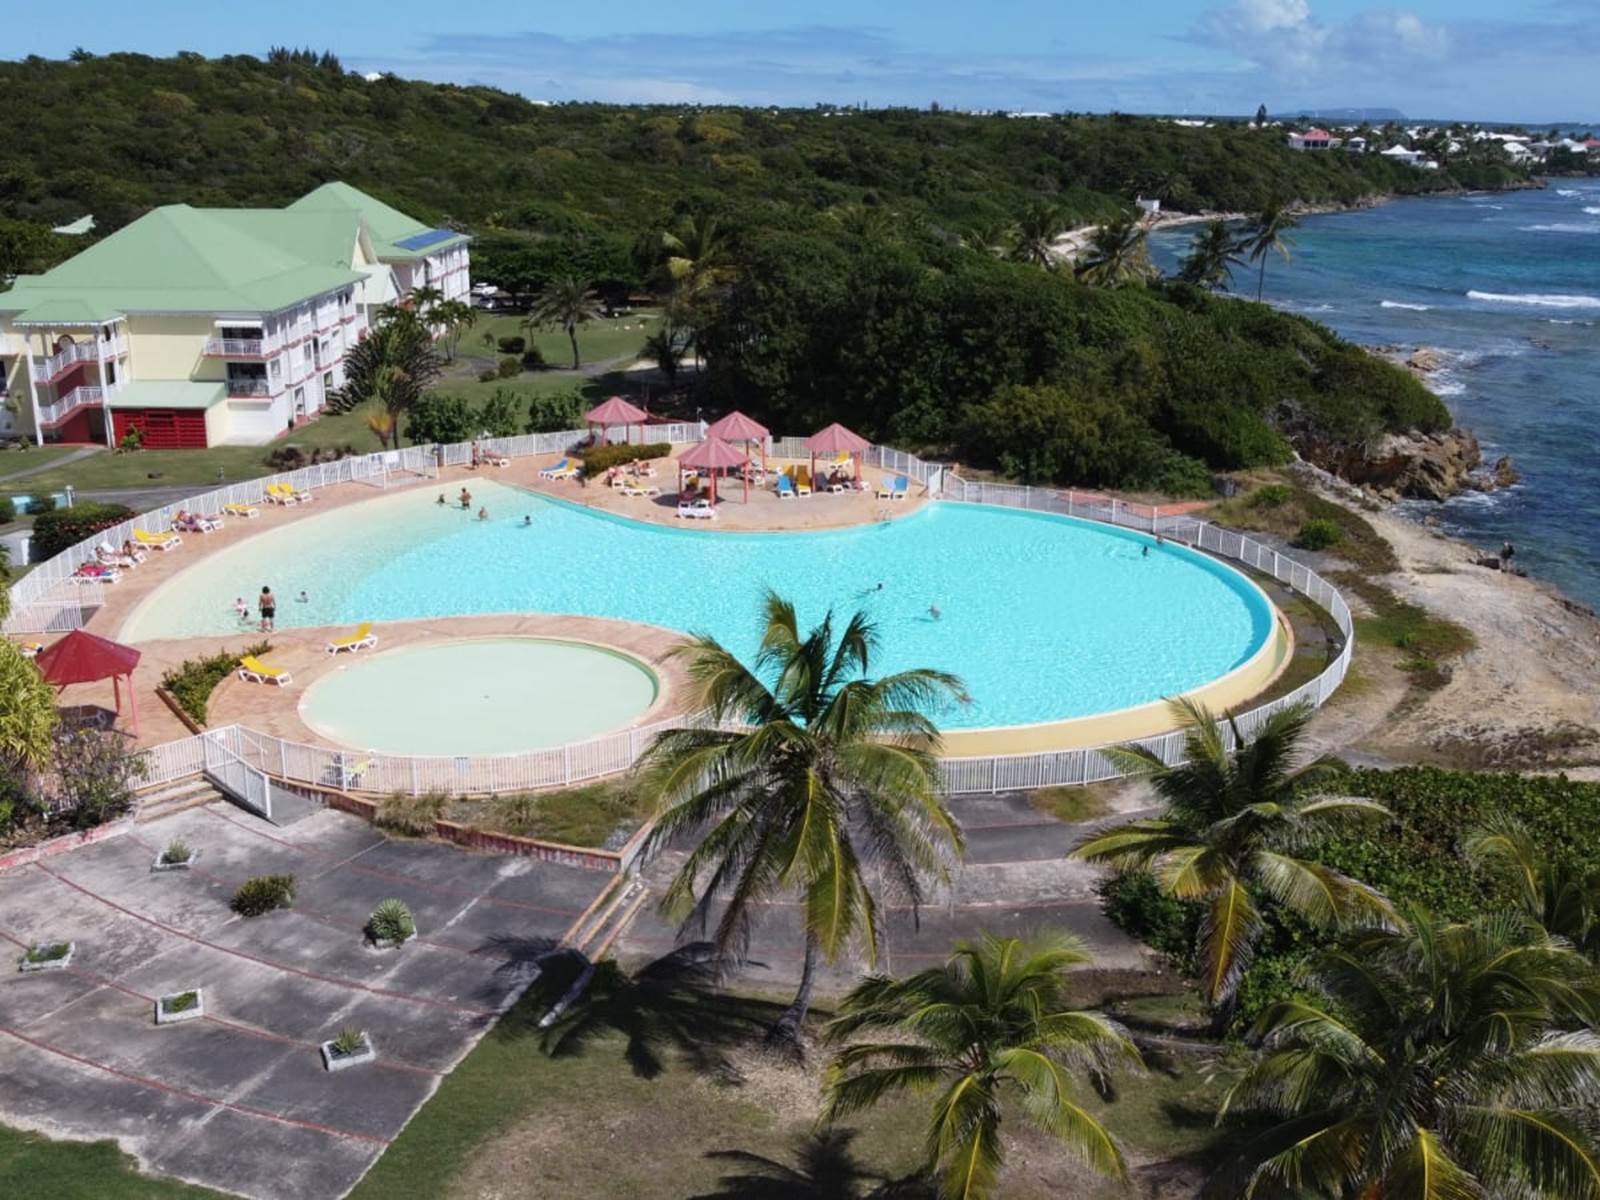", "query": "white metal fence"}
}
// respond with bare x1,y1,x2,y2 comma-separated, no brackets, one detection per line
19,429,1351,799
201,729,274,820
